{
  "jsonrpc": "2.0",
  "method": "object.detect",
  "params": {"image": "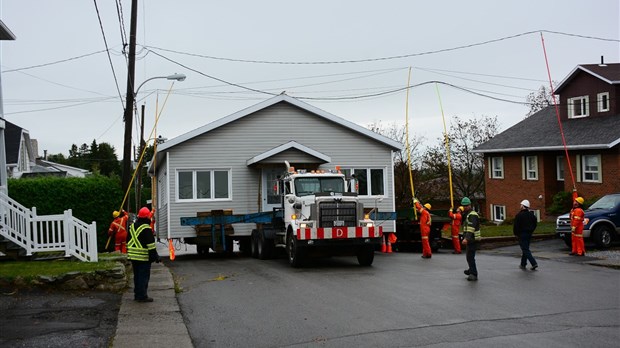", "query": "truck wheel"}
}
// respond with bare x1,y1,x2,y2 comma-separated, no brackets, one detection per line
592,225,613,249
250,230,259,258
287,232,304,267
239,238,251,256
356,246,375,266
197,245,209,258
257,232,273,260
